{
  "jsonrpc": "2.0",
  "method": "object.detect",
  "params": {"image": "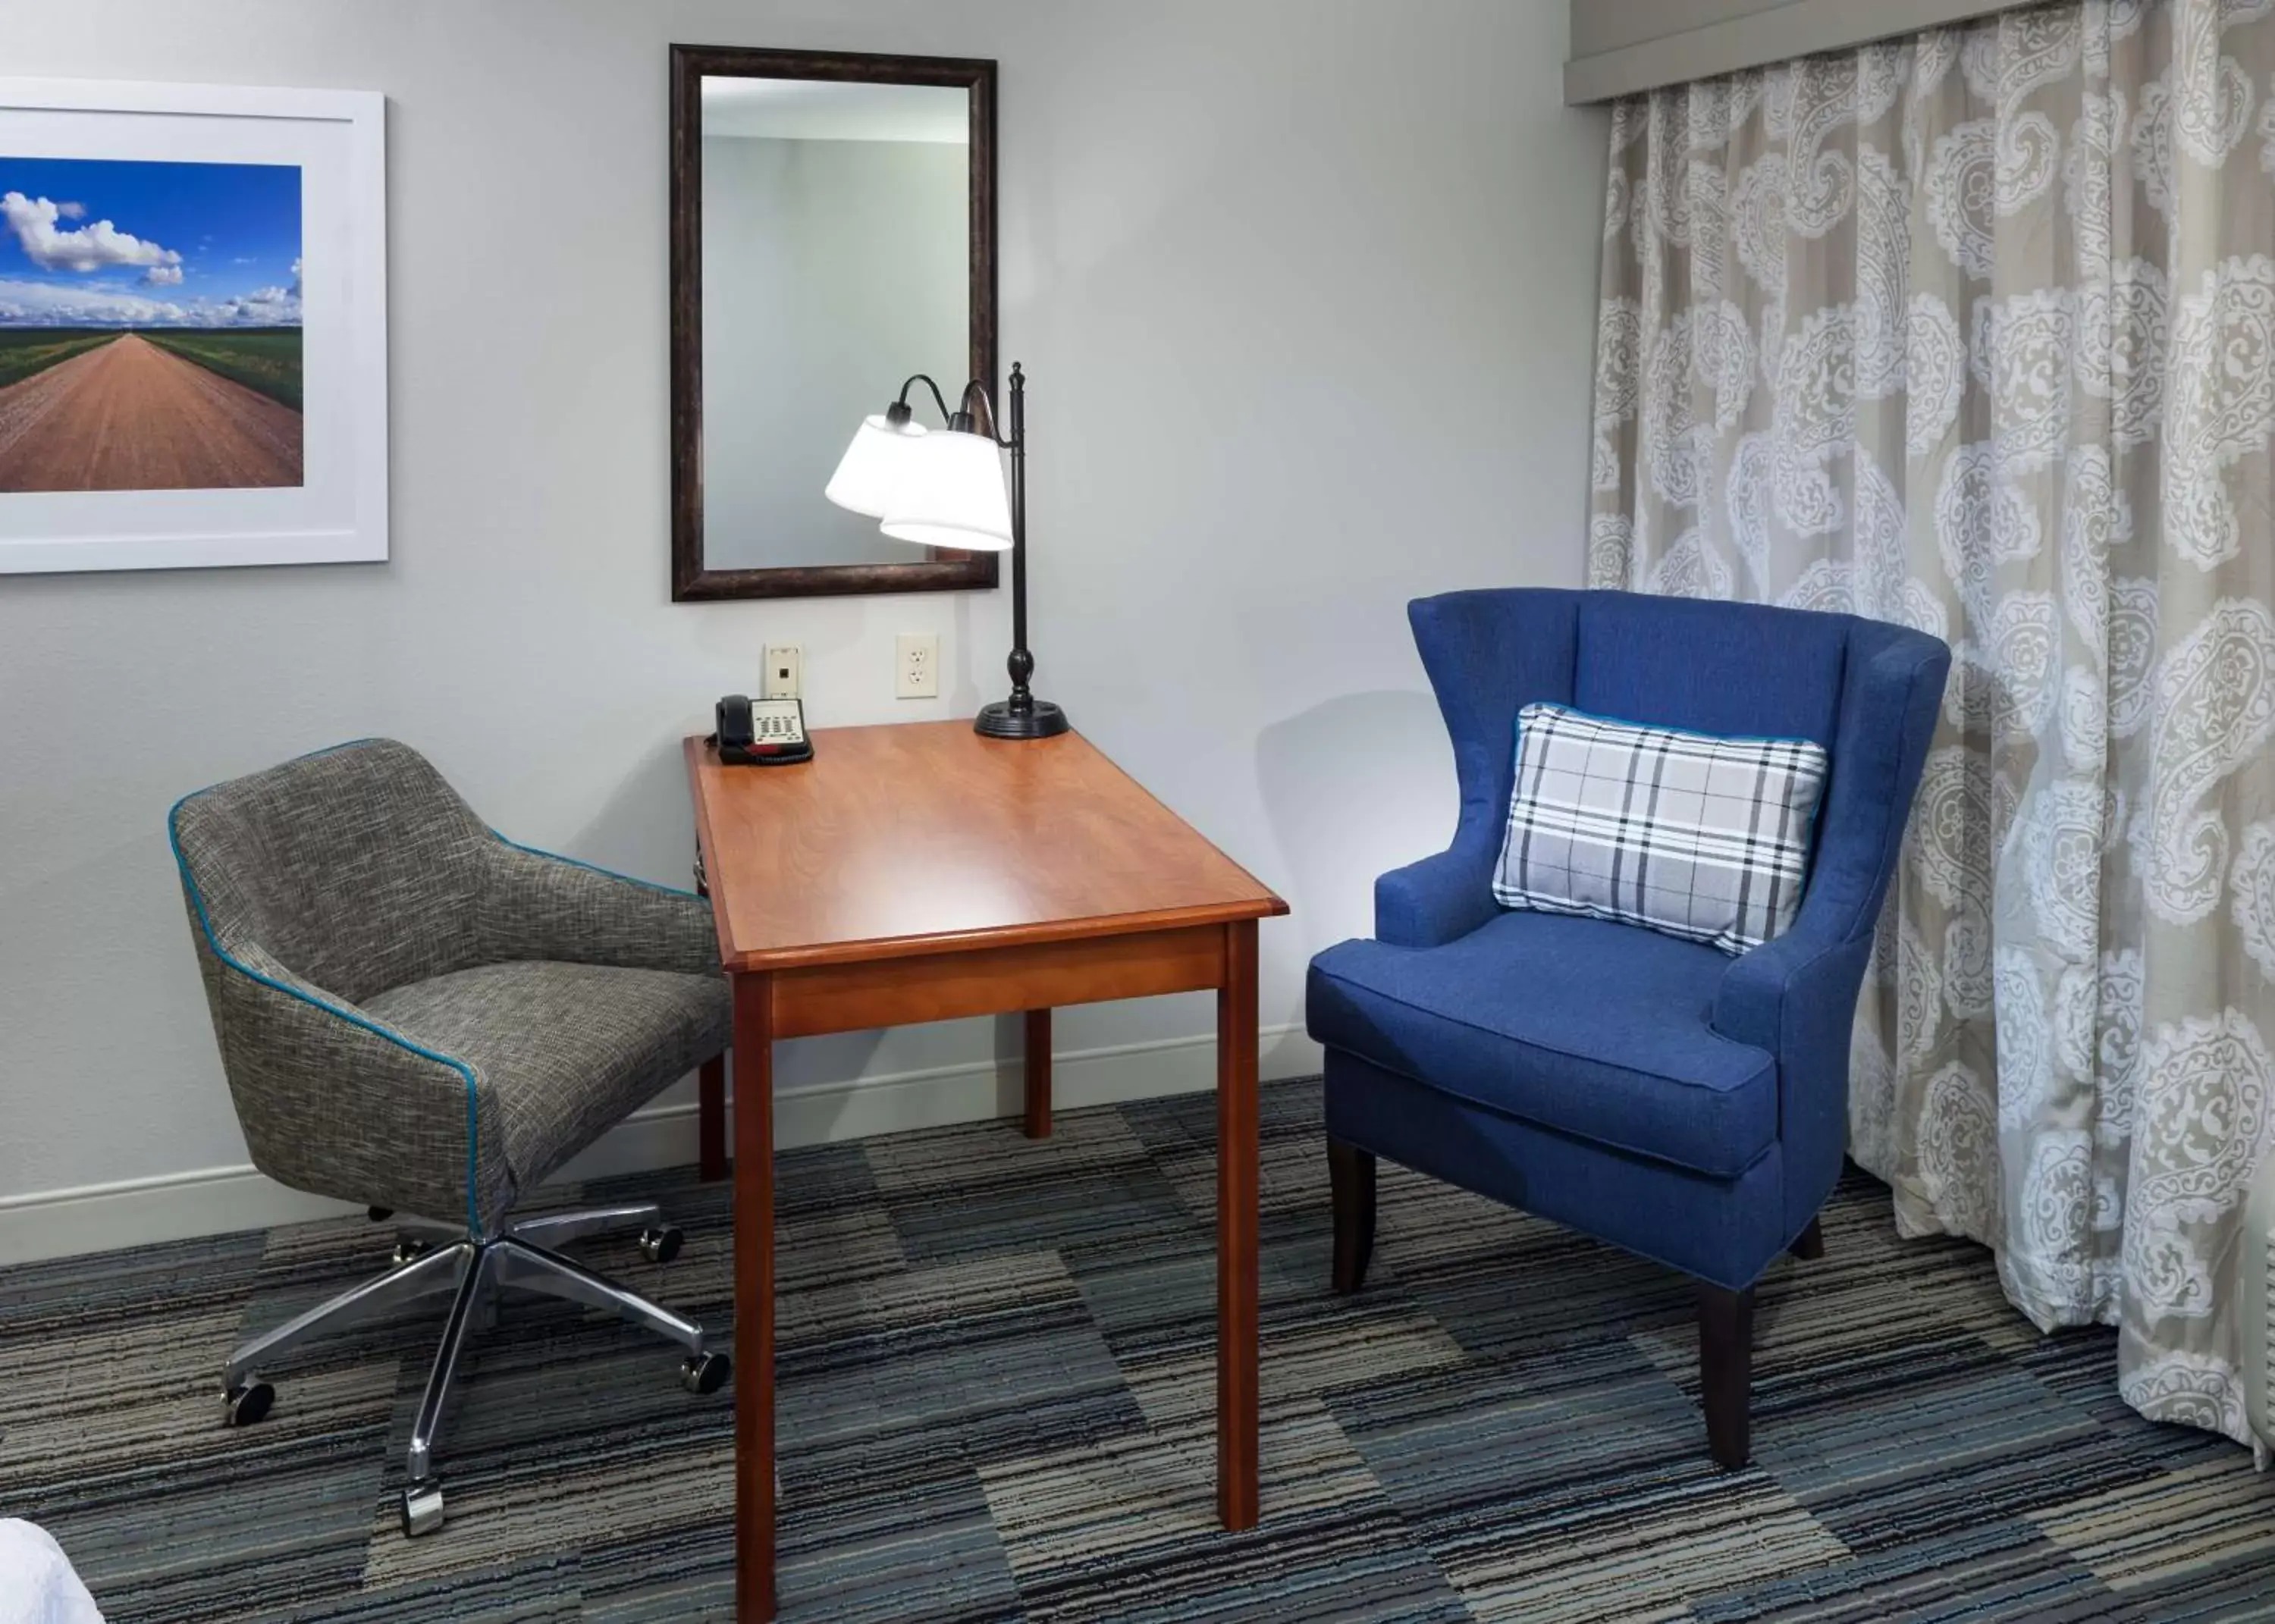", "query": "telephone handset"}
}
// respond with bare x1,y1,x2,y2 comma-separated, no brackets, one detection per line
712,694,814,765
